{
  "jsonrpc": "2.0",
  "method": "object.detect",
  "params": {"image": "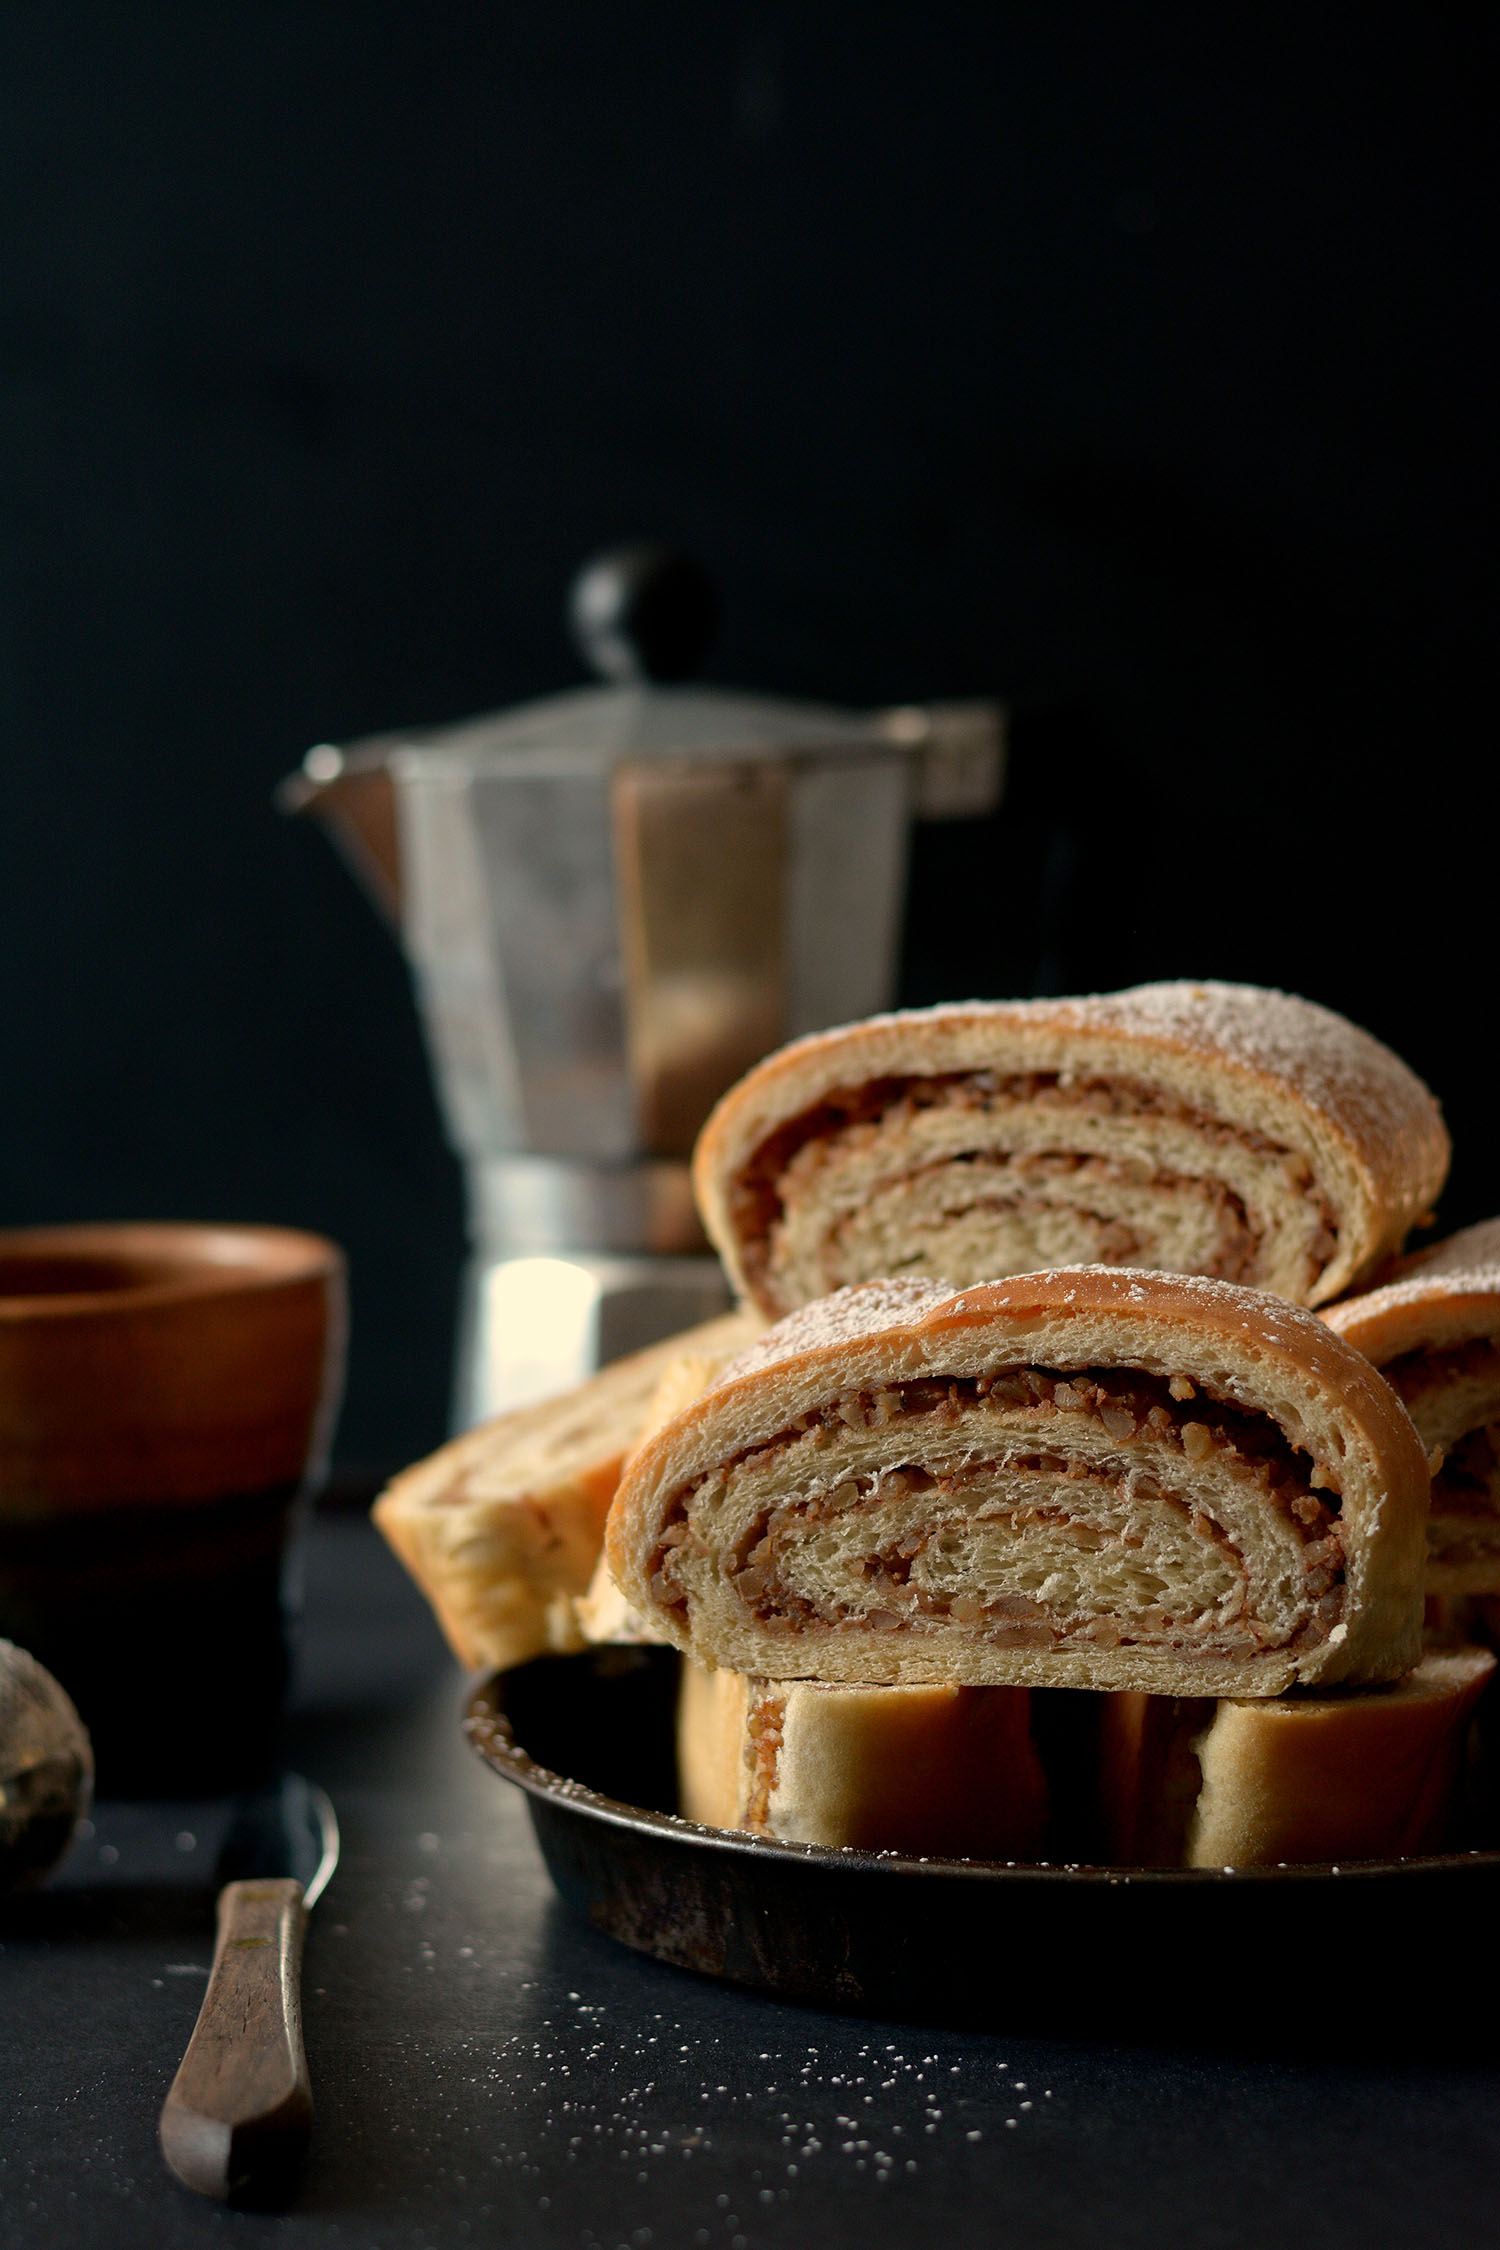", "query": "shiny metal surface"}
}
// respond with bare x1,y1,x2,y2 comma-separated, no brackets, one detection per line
284,677,1004,1423
454,1248,731,1426
468,1156,707,1257
290,690,1004,1182
389,728,964,1175
614,758,789,1157
215,1772,339,1908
